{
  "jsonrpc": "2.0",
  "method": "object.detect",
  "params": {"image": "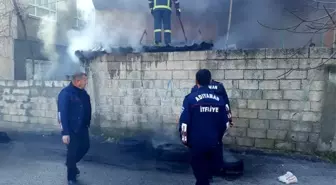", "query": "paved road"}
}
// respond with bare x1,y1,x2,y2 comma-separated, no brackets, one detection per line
0,132,336,185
